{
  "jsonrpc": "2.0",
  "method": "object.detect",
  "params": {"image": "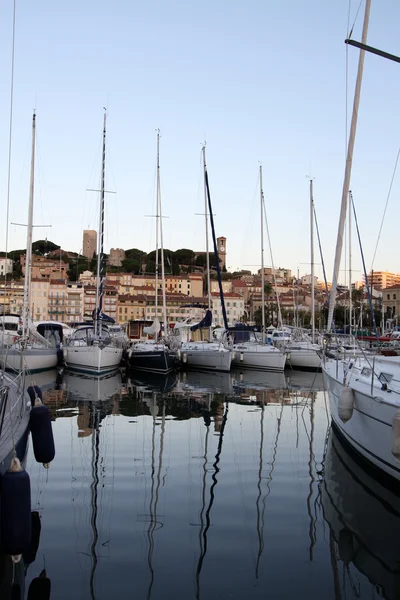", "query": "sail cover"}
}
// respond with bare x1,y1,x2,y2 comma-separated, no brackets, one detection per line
190,309,212,332
144,317,161,336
